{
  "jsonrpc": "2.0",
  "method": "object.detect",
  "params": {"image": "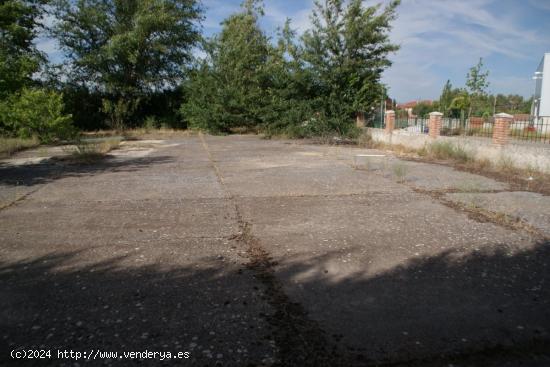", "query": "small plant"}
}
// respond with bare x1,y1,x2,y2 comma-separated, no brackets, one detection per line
392,162,408,183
